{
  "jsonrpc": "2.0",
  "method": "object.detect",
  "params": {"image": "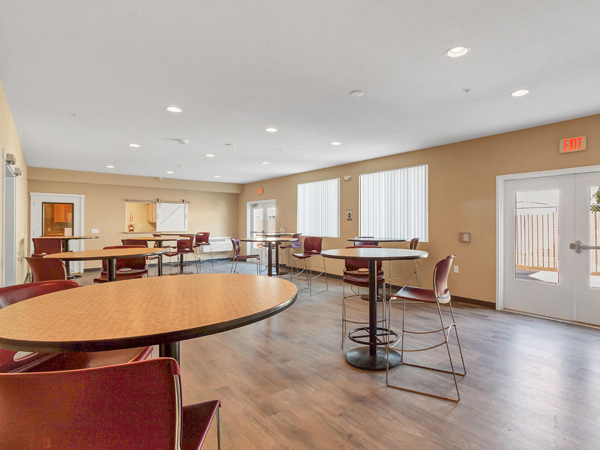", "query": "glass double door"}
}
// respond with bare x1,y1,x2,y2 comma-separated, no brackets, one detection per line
503,172,600,326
